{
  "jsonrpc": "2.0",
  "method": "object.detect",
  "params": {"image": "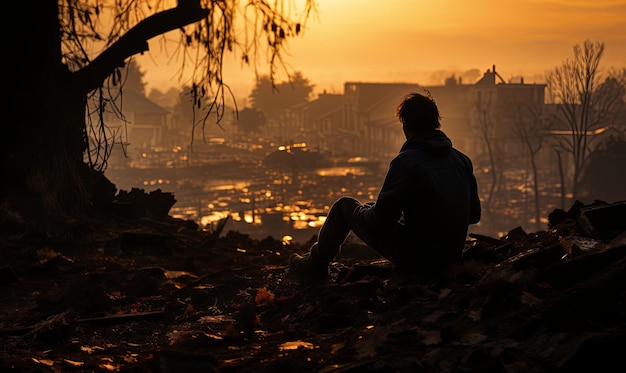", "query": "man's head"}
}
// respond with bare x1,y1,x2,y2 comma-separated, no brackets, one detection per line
396,92,441,138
